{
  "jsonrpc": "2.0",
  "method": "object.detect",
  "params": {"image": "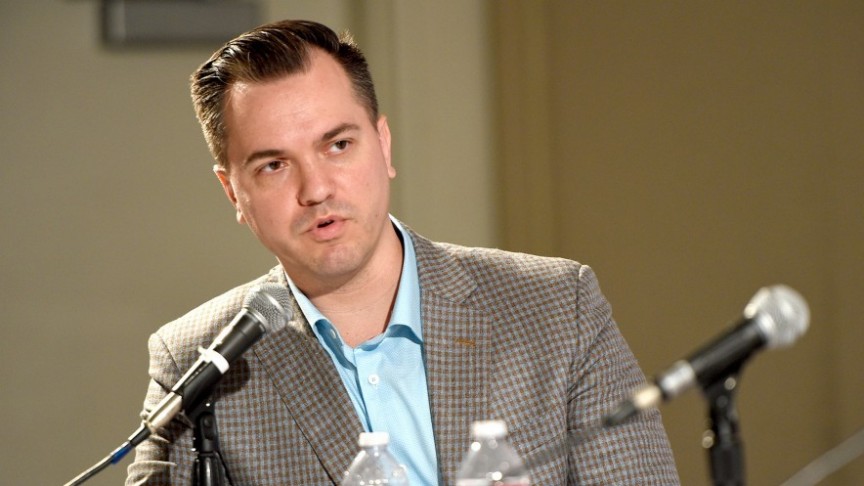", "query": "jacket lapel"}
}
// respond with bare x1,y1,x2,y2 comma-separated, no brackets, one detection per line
410,230,493,482
252,268,364,484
